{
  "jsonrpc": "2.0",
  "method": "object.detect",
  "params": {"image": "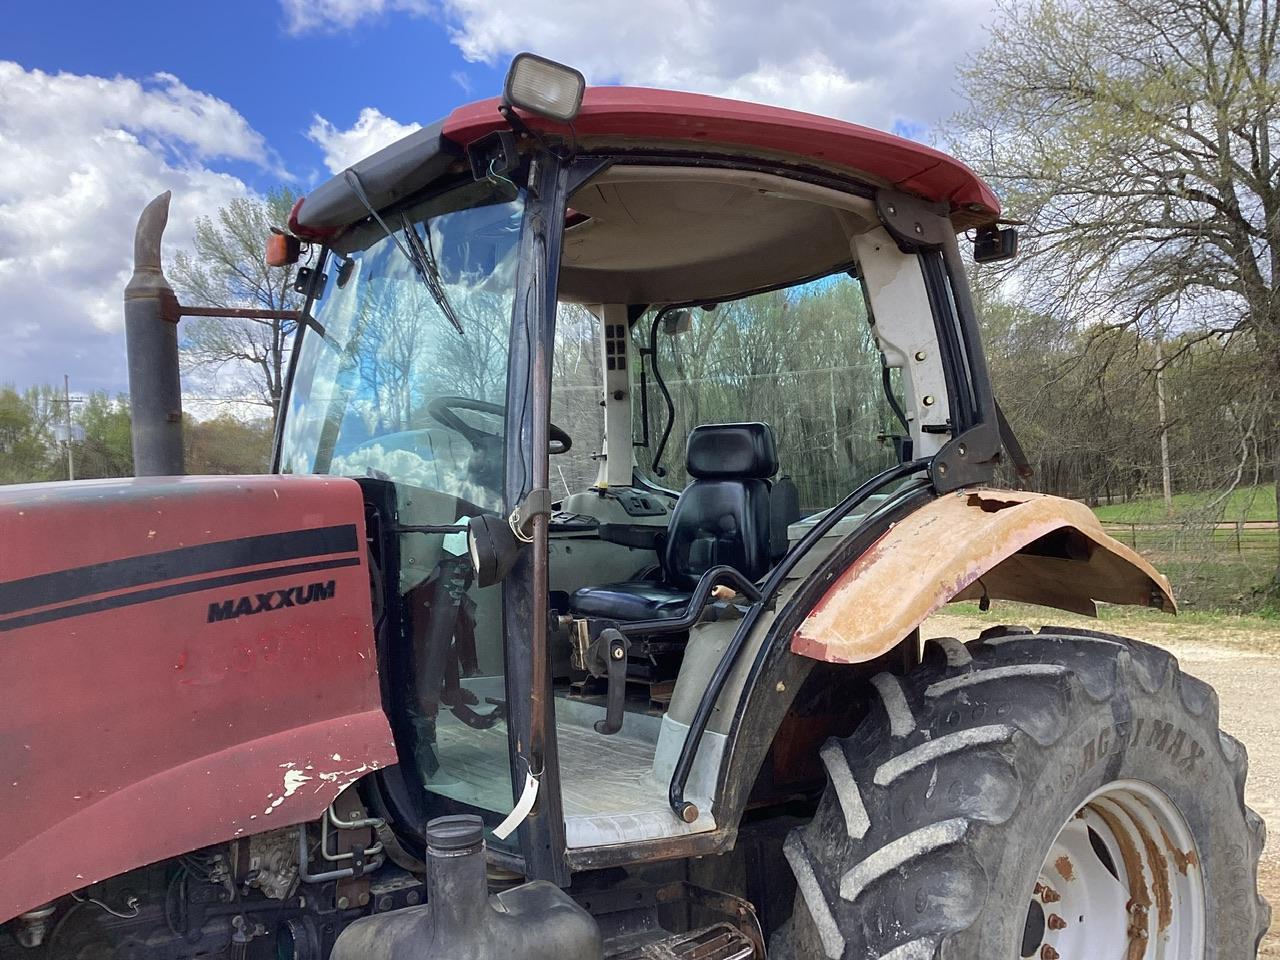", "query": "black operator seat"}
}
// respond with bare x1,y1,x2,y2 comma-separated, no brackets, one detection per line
570,422,779,621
